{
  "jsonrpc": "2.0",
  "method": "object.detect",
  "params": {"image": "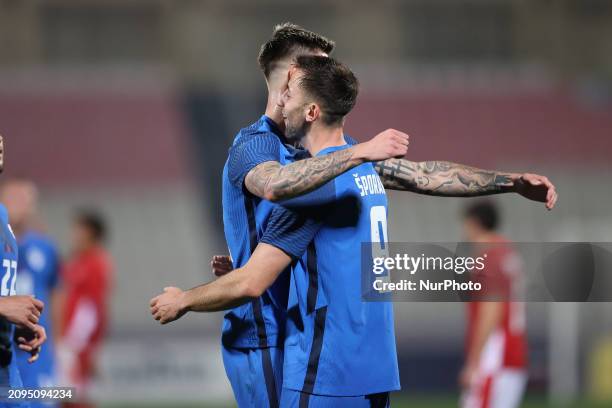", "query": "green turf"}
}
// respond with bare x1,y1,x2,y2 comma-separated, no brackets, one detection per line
394,395,612,408
99,395,612,408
